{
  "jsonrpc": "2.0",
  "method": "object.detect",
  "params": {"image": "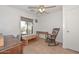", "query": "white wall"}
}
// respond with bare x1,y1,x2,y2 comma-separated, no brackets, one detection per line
0,6,37,36
0,6,63,43
37,7,63,42
63,5,79,51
